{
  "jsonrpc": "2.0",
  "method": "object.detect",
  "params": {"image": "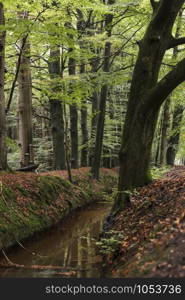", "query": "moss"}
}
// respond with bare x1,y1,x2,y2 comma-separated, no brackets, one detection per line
145,171,153,184
37,176,74,204
38,176,60,200
1,186,16,202
15,185,30,197
0,170,117,251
